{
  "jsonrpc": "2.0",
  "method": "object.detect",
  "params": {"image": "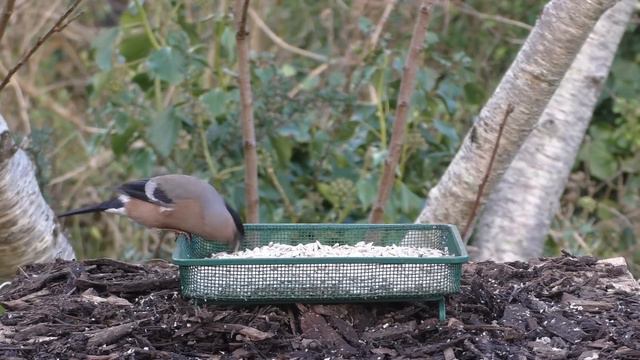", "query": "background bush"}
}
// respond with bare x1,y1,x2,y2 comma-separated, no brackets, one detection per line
1,0,638,274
